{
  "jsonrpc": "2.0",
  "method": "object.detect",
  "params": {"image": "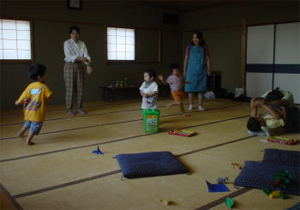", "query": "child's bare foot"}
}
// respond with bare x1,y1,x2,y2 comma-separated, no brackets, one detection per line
26,141,35,146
